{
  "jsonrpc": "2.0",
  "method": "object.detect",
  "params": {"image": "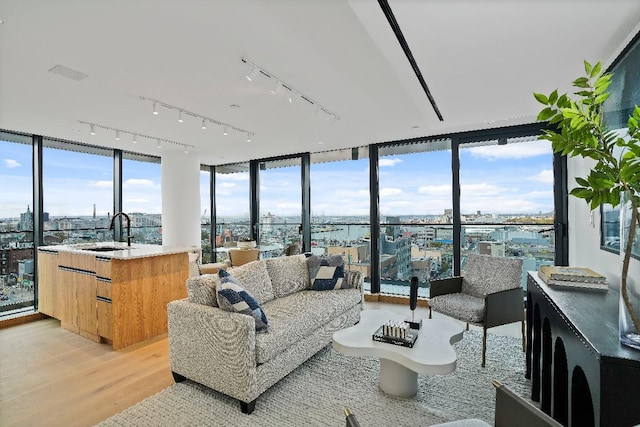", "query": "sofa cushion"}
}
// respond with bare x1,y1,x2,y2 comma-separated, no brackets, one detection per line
186,274,220,307
228,260,275,305
306,254,346,291
255,288,361,364
216,277,268,332
264,254,310,298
